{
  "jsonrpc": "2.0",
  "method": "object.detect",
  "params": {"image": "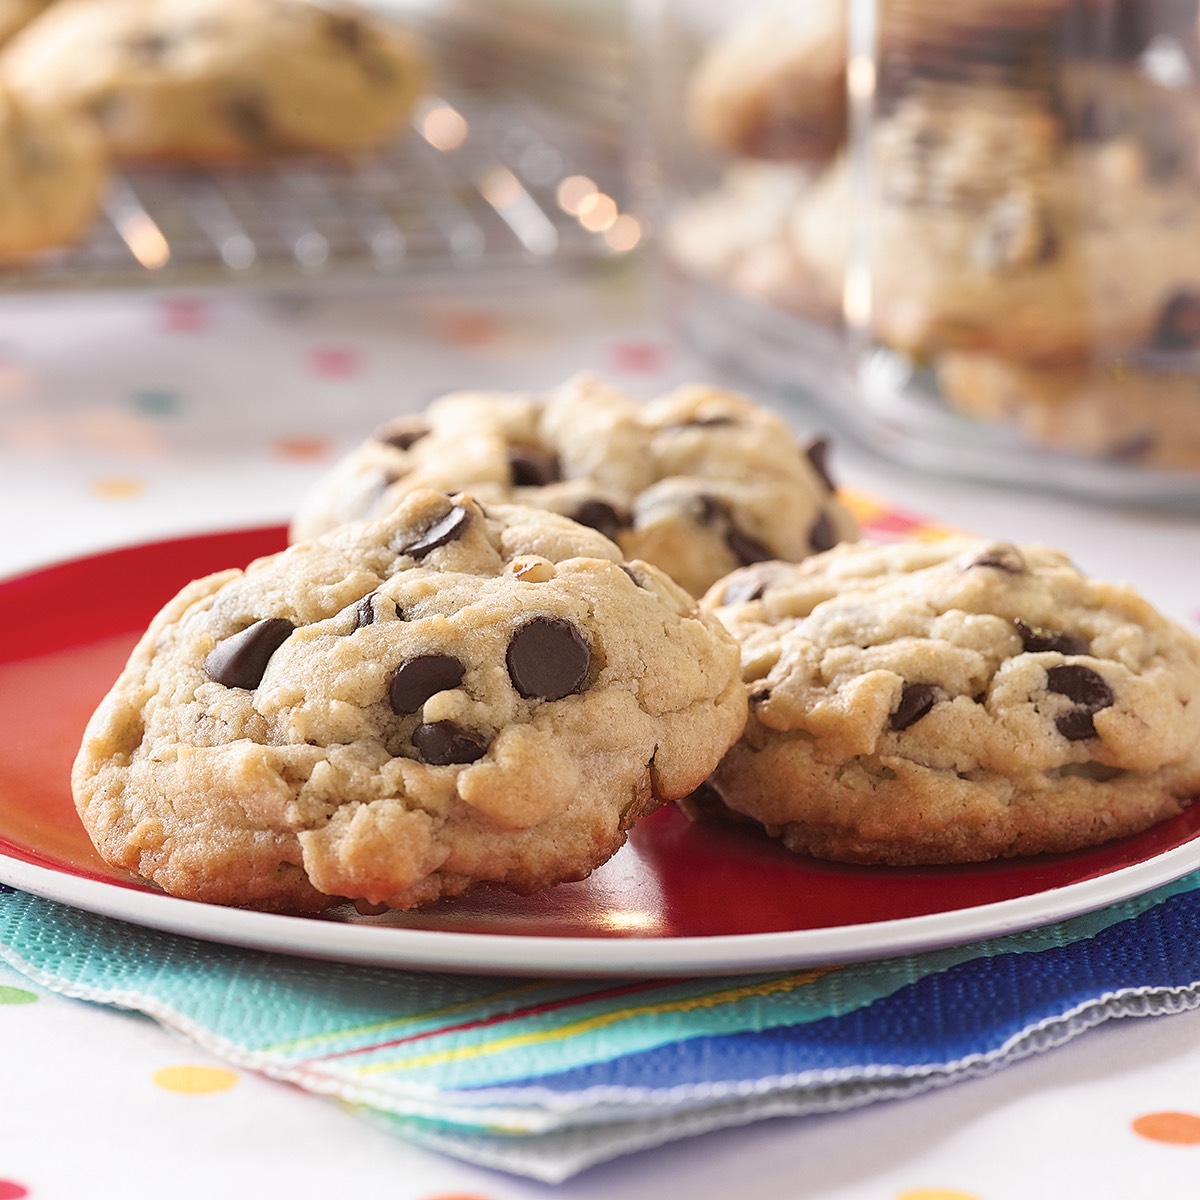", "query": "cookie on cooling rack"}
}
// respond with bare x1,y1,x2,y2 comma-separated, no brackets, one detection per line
0,84,105,259
1,0,427,161
700,537,1200,865
291,373,858,598
72,489,748,912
